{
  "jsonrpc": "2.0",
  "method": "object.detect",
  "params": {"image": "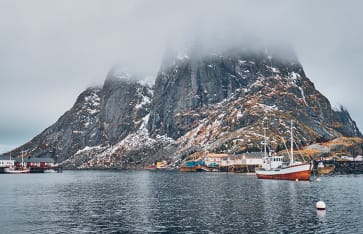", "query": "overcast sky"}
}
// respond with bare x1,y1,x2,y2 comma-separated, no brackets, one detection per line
1,0,362,152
